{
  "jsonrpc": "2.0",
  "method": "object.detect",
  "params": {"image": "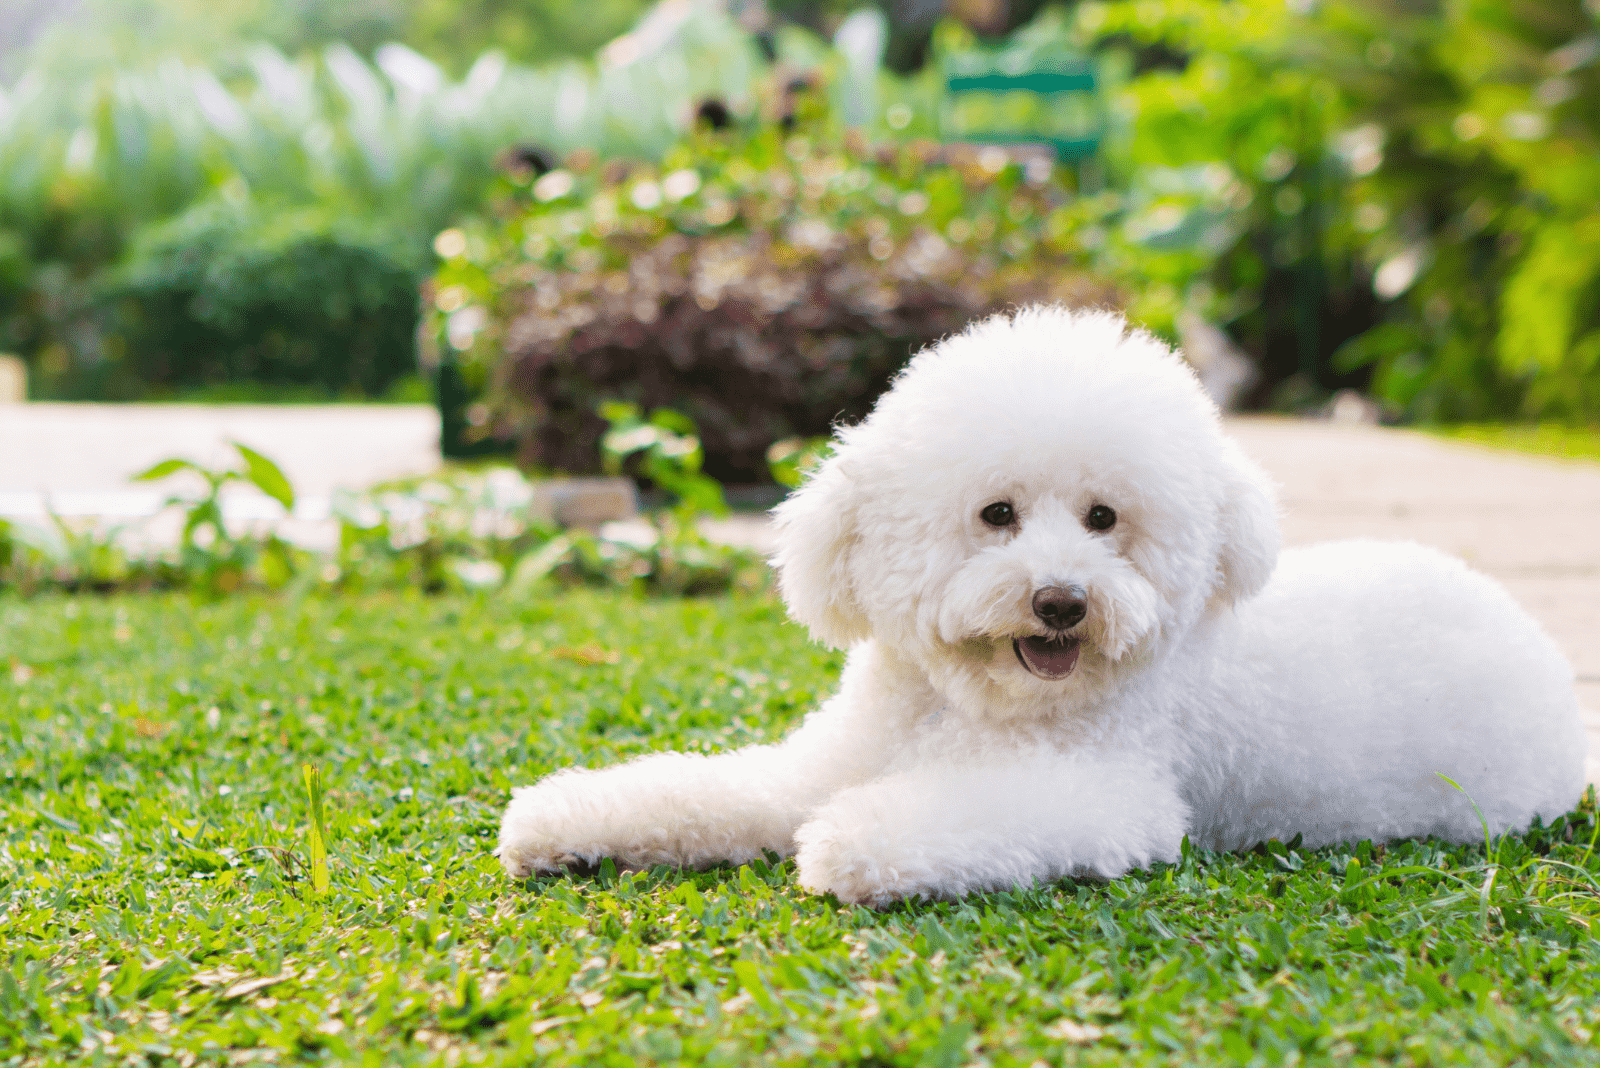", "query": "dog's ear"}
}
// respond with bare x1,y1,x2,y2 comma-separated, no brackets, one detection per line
771,453,870,648
1211,444,1280,608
